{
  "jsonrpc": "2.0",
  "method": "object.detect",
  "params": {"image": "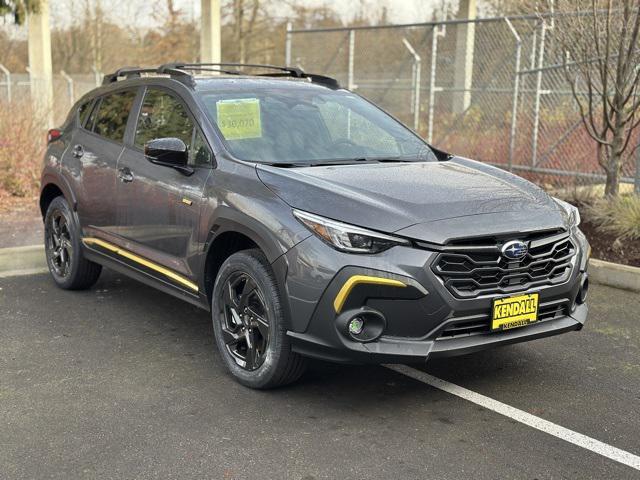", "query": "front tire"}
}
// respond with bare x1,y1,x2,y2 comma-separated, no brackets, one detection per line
44,196,102,290
211,249,306,389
